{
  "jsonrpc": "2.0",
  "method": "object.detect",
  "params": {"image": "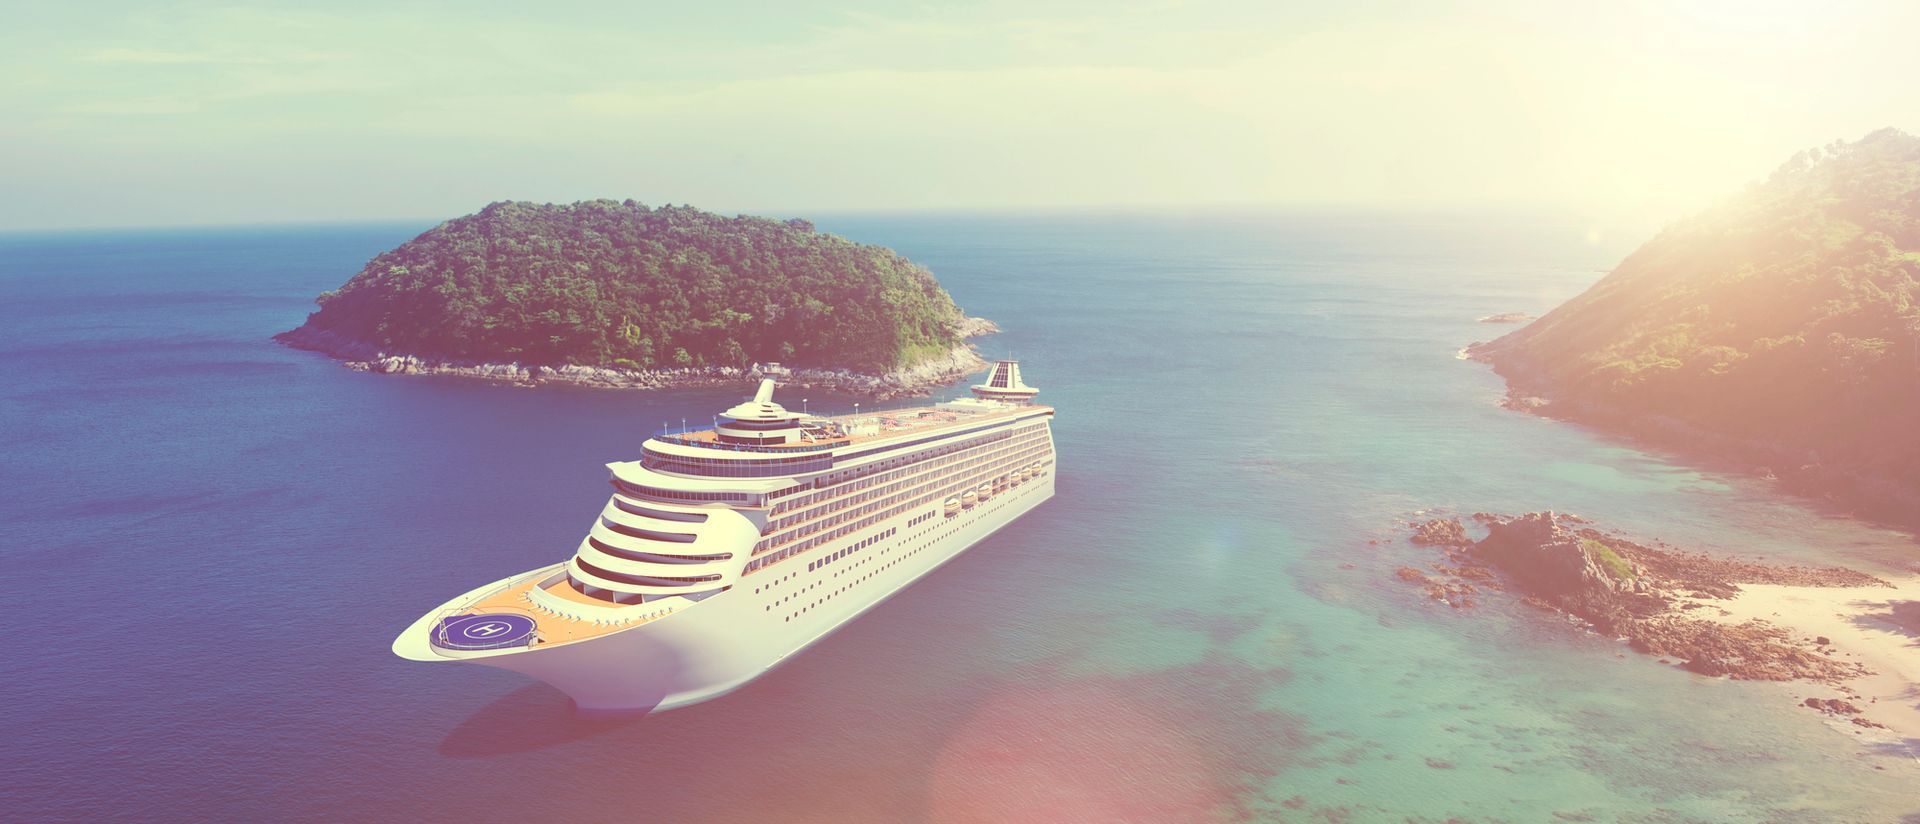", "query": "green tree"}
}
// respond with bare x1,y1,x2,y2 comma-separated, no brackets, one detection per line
284,199,974,374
